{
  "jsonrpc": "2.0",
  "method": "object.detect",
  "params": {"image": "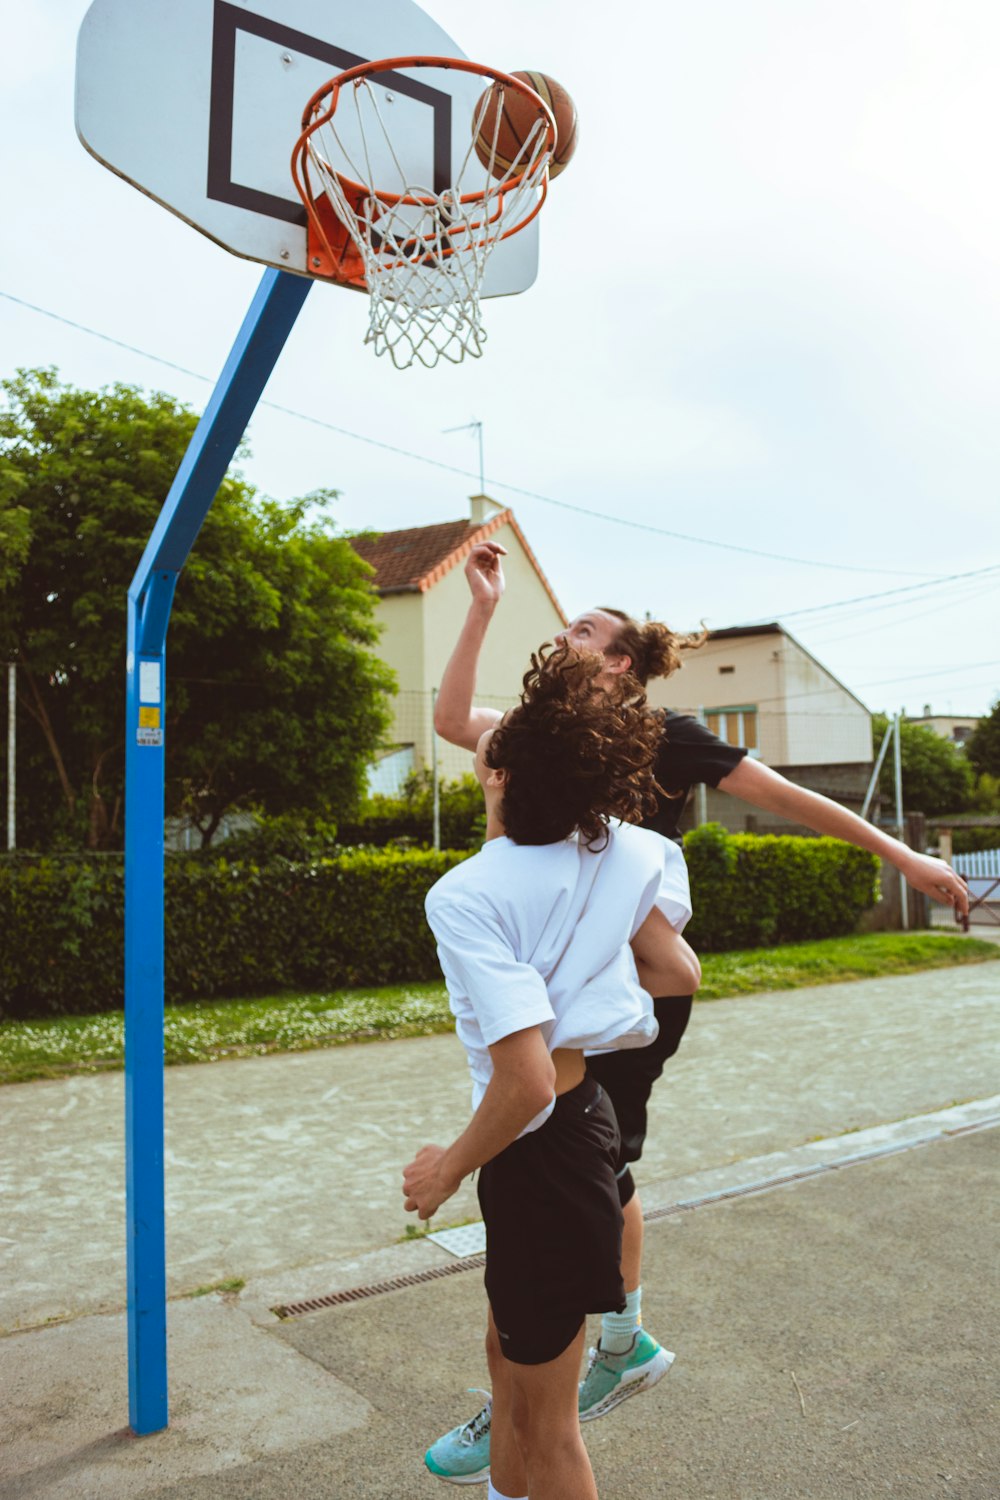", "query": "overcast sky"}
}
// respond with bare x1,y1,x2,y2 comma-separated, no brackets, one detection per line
2,0,998,721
